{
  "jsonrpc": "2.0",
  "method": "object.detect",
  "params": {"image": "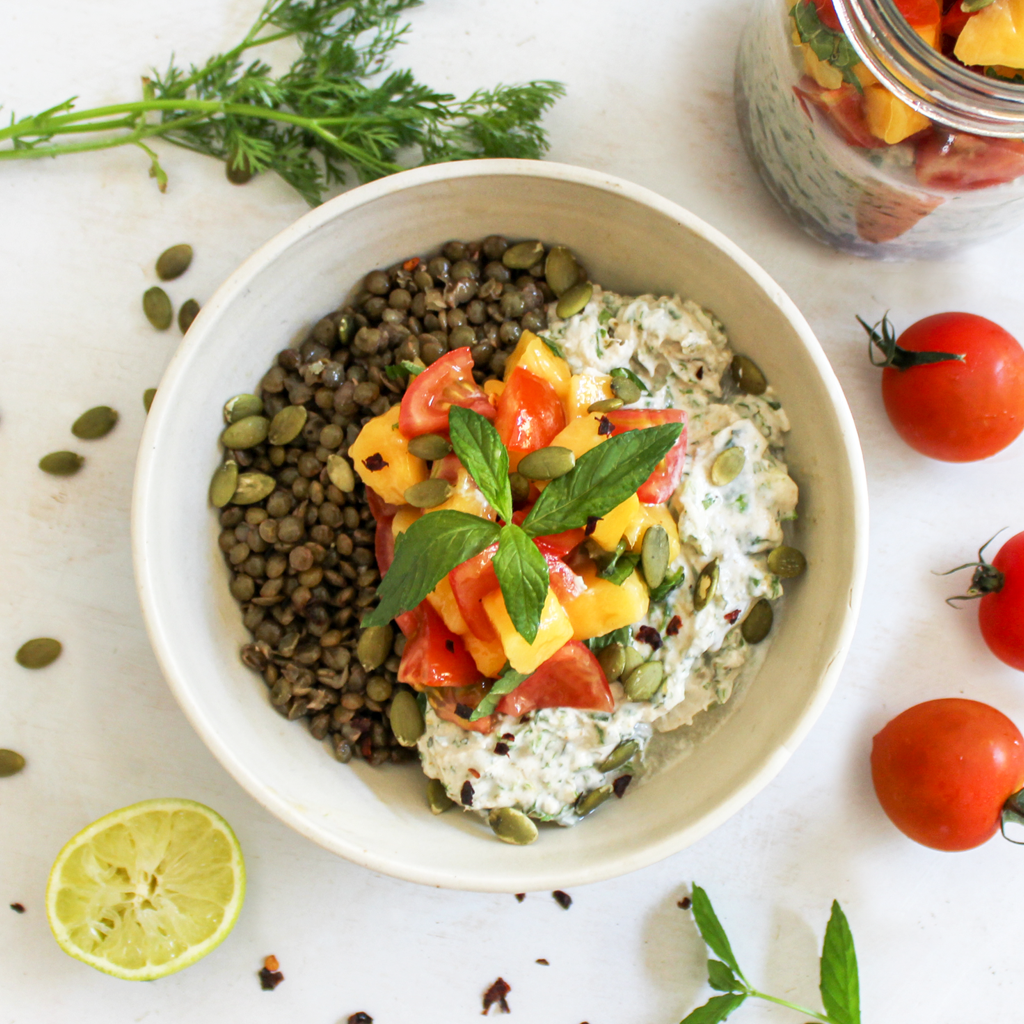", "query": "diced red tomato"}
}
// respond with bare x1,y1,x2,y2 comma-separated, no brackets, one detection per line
432,452,463,485
397,601,481,688
793,77,887,150
544,553,586,603
940,2,971,38
915,130,1024,191
604,408,688,504
811,0,841,31
428,683,496,734
366,487,400,575
895,0,941,27
399,348,495,438
494,367,566,461
496,642,614,717
449,543,500,641
511,508,586,559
